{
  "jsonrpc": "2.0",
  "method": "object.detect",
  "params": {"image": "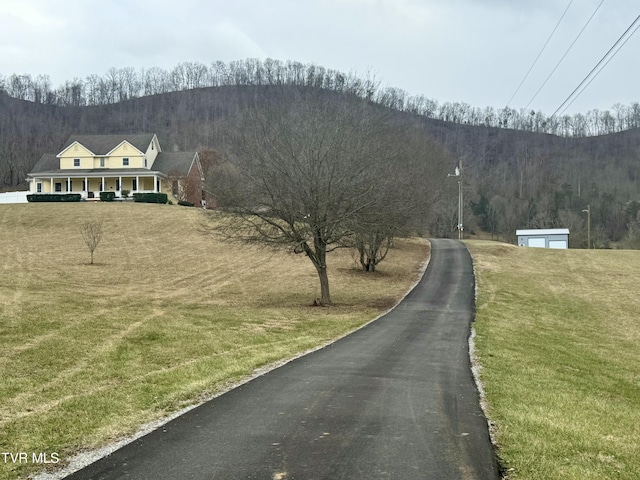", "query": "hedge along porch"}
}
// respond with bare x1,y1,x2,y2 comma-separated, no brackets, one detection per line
26,134,203,205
